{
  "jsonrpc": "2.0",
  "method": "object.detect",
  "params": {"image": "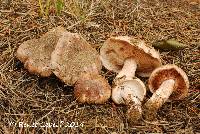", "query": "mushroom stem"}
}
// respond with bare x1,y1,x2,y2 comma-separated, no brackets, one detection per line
126,96,142,122
116,57,137,80
123,93,143,121
144,79,175,120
